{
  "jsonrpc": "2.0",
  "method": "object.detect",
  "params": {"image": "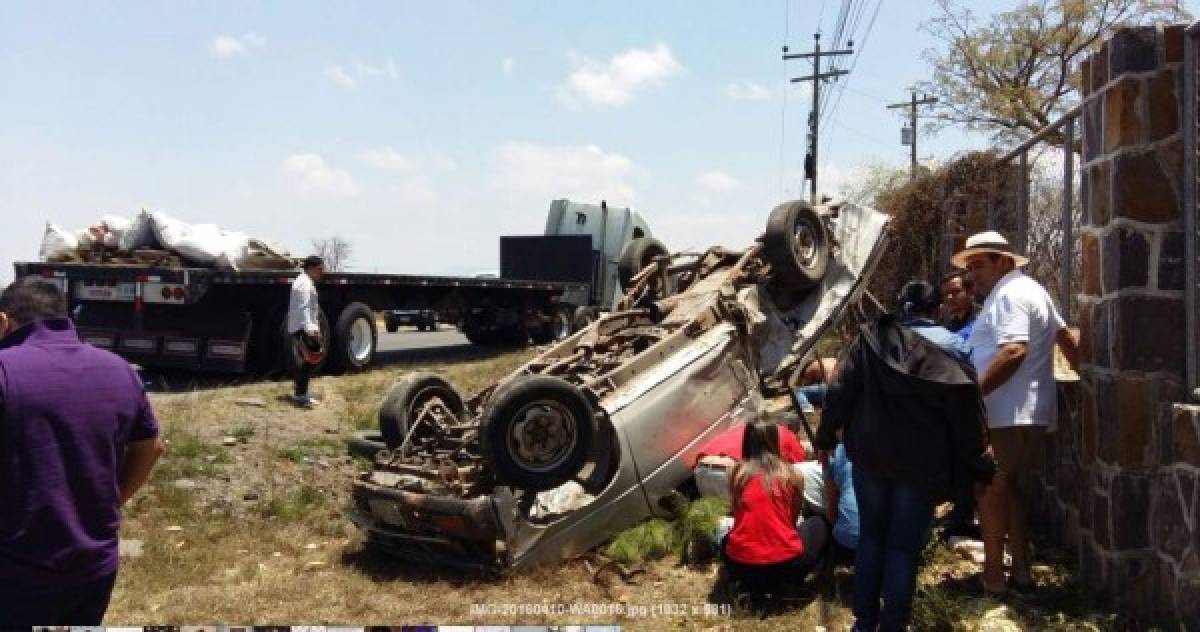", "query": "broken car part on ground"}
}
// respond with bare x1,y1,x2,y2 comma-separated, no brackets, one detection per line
348,200,890,571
